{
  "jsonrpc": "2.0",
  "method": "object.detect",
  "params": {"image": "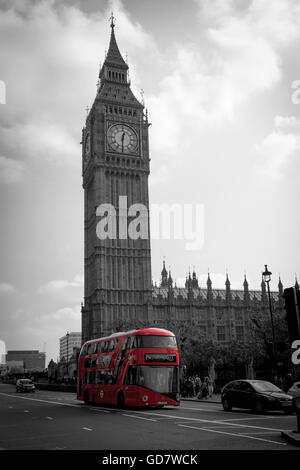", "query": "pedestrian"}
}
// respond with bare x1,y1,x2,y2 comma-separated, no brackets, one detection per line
200,377,209,399
207,375,214,398
274,375,283,389
284,373,294,392
195,376,202,396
